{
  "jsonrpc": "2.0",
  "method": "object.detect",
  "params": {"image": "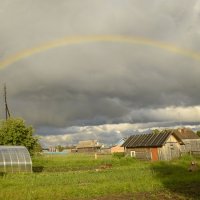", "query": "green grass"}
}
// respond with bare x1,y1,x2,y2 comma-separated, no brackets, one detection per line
32,153,111,172
0,154,200,200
